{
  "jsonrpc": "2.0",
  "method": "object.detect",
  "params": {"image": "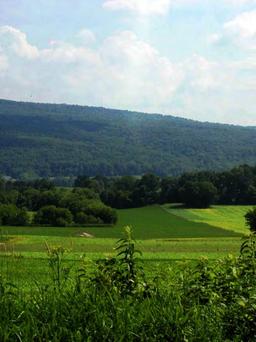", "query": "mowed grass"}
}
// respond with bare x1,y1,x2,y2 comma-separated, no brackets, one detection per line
1,205,239,240
0,205,241,259
0,237,243,289
165,204,252,234
0,205,245,286
0,237,242,258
